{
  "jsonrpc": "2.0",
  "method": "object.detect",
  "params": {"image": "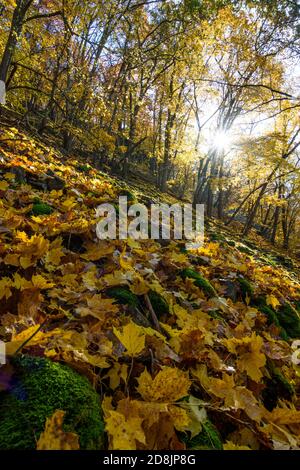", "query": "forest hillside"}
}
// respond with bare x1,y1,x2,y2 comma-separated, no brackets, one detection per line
0,0,300,453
